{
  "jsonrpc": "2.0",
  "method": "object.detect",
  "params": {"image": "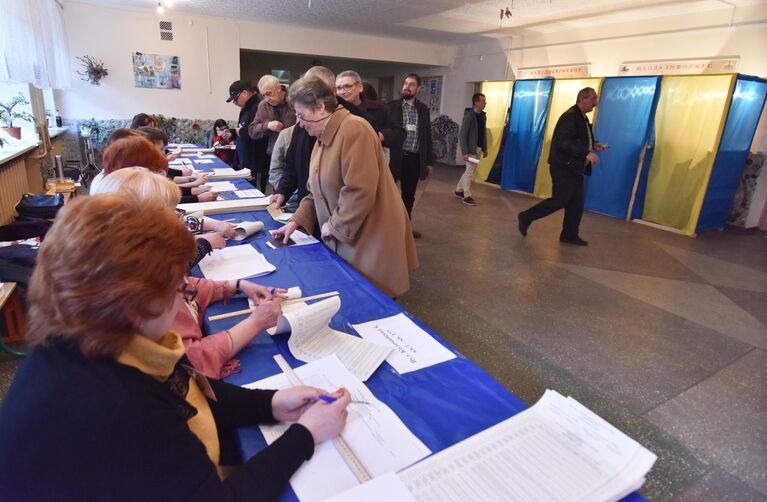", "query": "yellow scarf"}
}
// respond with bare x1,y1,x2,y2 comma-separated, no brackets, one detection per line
117,332,222,478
